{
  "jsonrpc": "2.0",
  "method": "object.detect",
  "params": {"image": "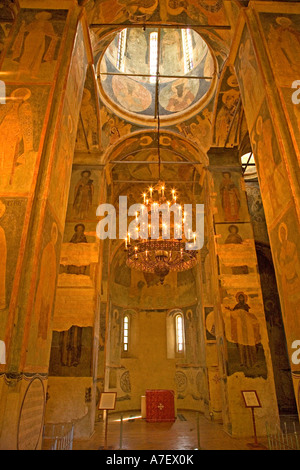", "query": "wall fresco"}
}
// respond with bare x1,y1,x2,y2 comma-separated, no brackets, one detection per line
259,12,300,155
0,197,27,337
250,99,292,223
234,25,265,133
1,9,68,82
0,85,50,193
